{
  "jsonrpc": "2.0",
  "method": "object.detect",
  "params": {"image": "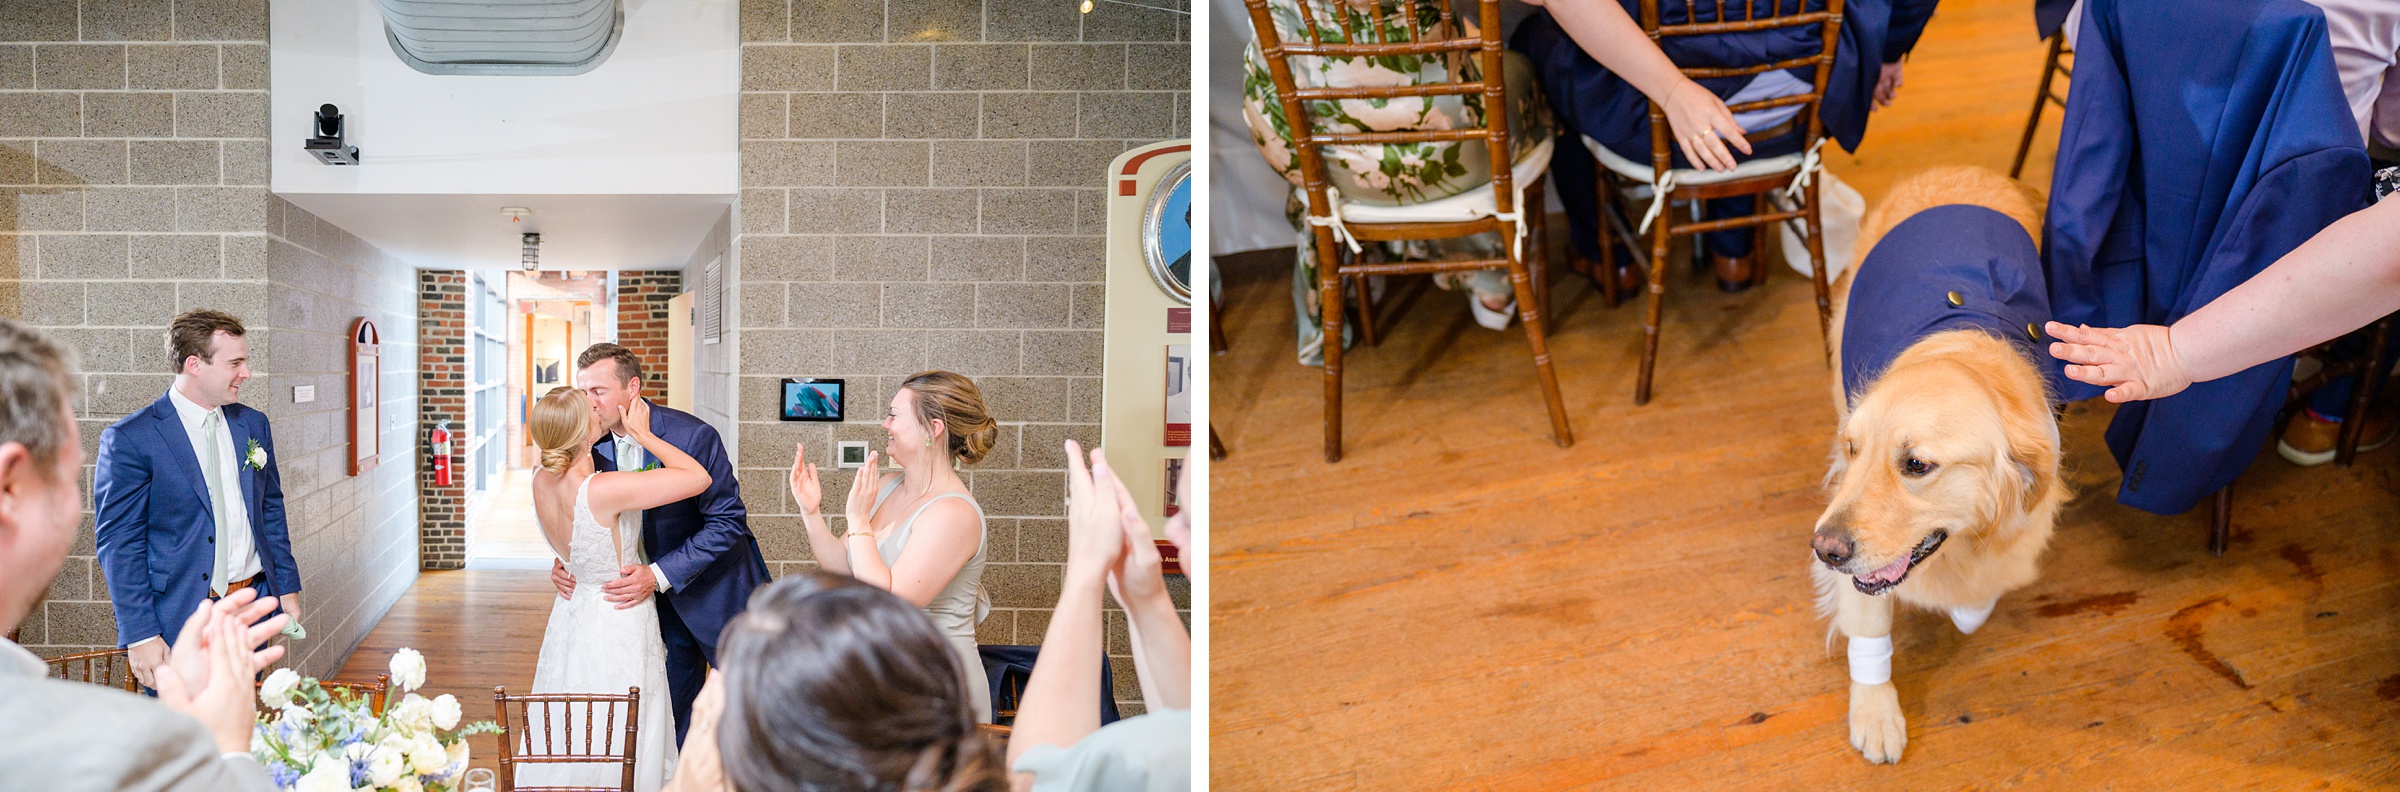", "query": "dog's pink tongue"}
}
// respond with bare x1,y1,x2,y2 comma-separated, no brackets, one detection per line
1860,556,1910,585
